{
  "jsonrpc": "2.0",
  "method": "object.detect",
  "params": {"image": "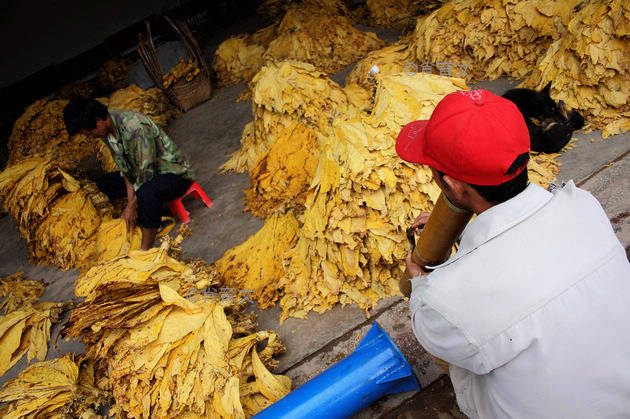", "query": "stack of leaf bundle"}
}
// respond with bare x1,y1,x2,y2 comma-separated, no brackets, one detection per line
7,98,116,171
108,84,181,128
520,0,630,137
364,0,444,30
63,238,290,418
277,73,468,320
0,272,45,314
0,159,109,249
72,234,193,298
244,122,322,218
162,58,201,88
0,354,109,417
0,158,144,270
214,1,379,87
217,73,467,320
97,57,134,91
409,0,582,80
213,23,278,88
213,35,268,87
264,4,385,74
0,301,72,377
222,61,362,174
